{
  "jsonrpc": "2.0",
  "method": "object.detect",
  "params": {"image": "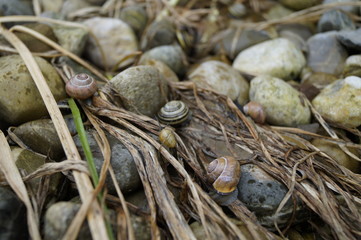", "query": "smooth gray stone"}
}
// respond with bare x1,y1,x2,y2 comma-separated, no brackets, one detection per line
307,31,348,75
337,28,361,51
318,10,355,32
